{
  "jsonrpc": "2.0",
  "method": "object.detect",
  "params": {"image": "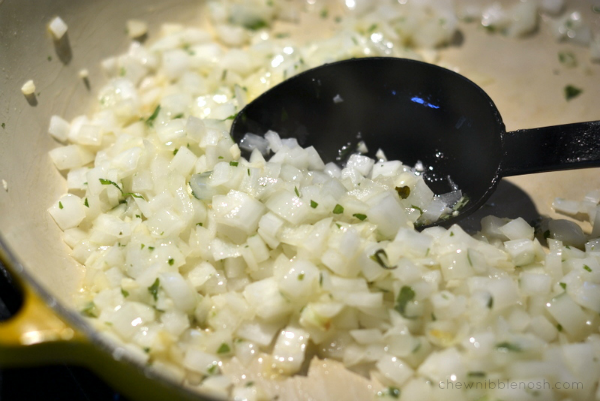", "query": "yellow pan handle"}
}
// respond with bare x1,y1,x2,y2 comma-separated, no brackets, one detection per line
0,272,89,367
